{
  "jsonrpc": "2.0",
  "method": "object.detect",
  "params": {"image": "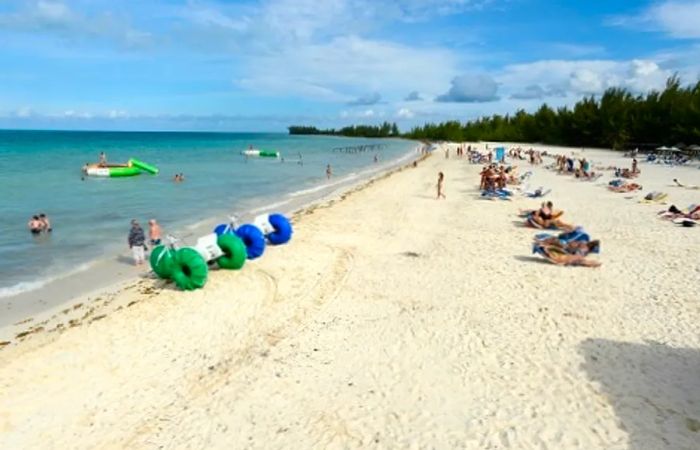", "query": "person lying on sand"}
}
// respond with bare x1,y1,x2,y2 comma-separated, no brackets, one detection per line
533,245,601,267
615,167,638,179
523,187,550,198
608,182,642,193
673,179,700,190
534,237,600,256
658,204,700,220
